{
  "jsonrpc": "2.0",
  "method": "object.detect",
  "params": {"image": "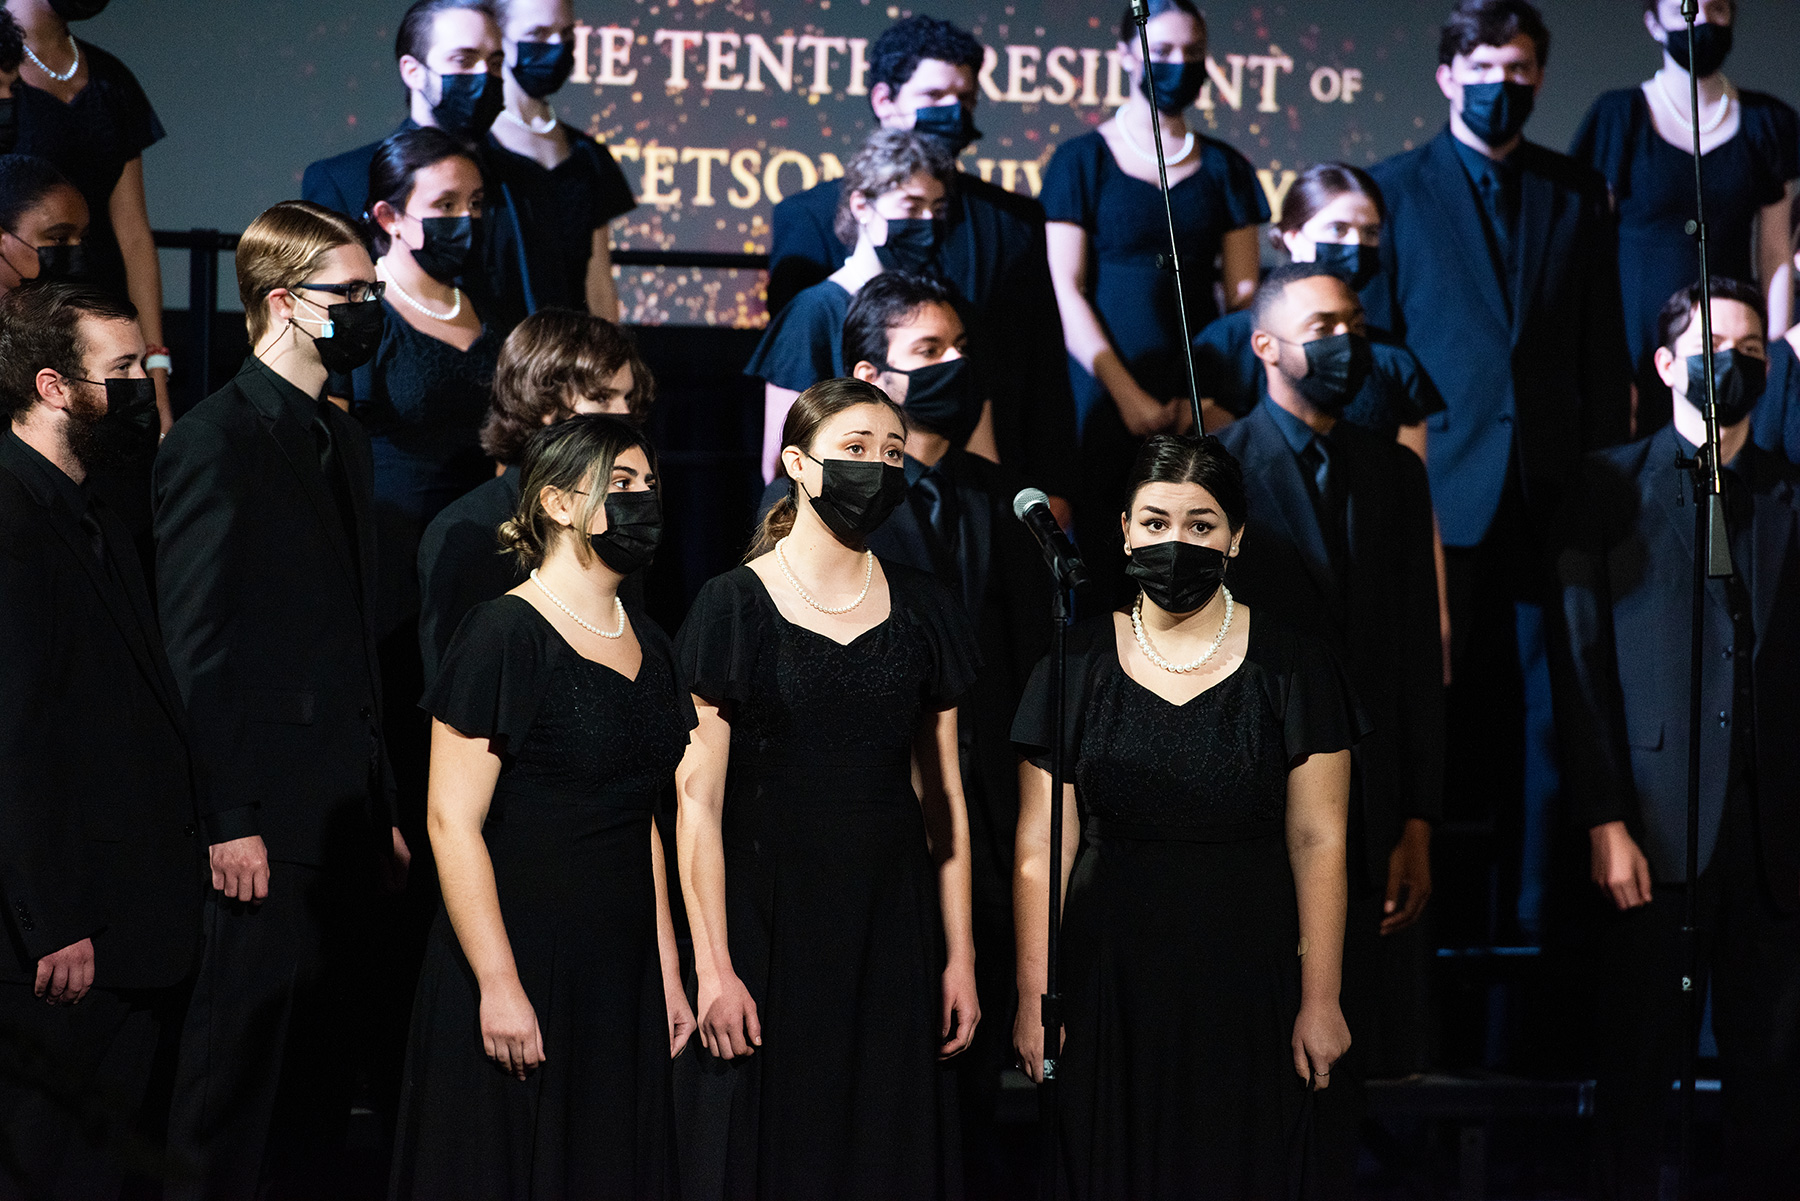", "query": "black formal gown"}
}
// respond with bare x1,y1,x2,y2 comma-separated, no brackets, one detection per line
1012,612,1363,1201
389,595,693,1201
674,562,980,1201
